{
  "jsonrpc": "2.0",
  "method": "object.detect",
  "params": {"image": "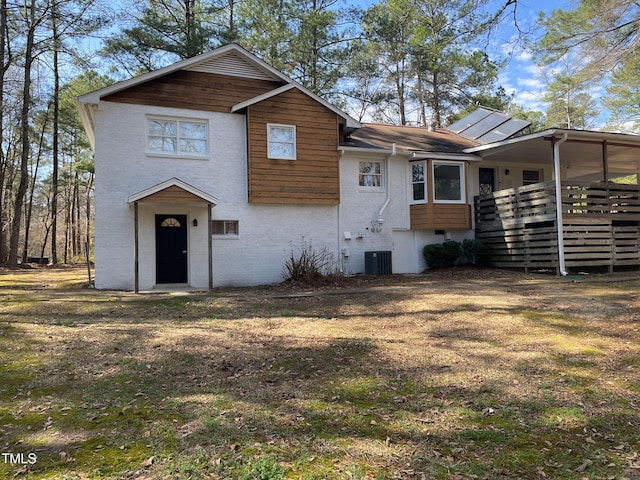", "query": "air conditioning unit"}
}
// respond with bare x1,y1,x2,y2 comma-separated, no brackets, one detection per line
364,251,392,275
